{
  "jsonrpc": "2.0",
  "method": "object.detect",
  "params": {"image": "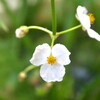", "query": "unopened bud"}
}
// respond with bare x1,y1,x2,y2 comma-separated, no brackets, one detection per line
15,26,28,38
45,83,52,88
19,72,26,81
